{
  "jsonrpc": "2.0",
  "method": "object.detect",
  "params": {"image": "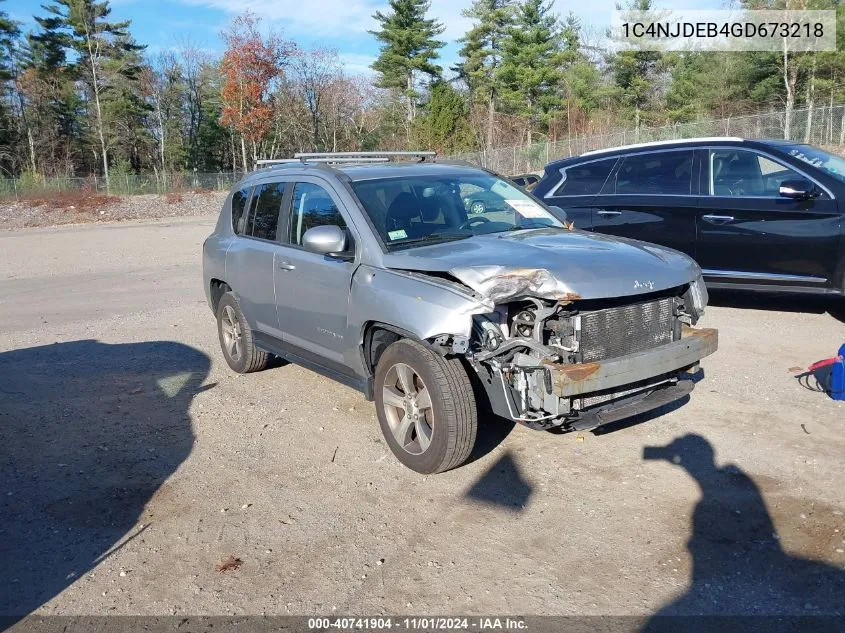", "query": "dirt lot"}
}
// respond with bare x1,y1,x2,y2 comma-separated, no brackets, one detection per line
0,216,843,622
0,192,227,230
